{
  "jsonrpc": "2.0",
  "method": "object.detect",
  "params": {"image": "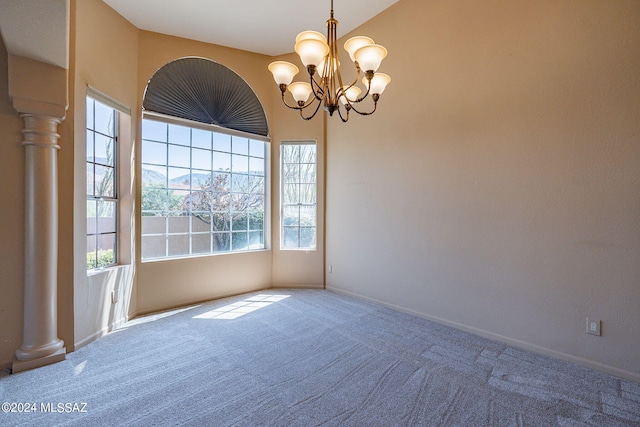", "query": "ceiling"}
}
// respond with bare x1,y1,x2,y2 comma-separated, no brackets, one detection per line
0,0,69,69
103,0,399,56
